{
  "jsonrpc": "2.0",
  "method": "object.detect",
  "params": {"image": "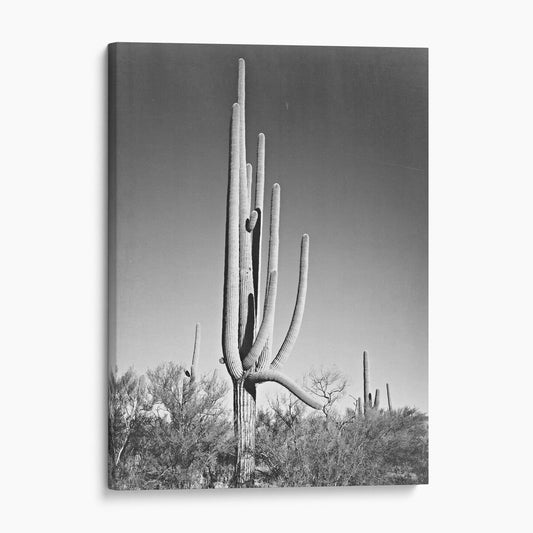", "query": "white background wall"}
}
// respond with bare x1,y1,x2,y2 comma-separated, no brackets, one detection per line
1,1,531,531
